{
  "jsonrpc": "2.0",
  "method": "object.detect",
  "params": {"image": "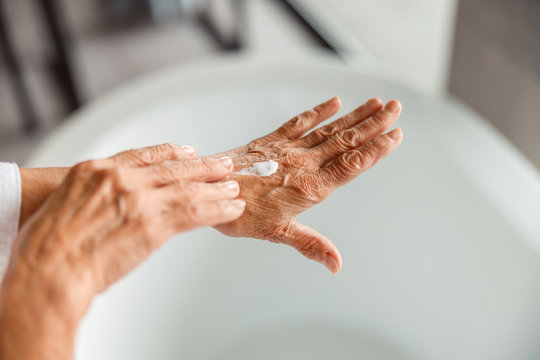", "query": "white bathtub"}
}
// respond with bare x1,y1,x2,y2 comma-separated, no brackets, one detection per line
28,55,540,360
